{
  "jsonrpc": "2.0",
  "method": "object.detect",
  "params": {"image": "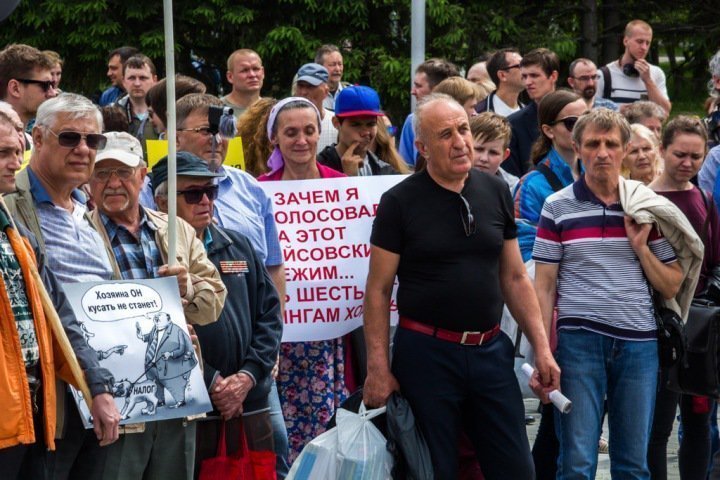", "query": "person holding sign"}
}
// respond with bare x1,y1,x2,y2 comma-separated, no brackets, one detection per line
87,133,226,480
363,93,559,479
0,109,118,479
4,93,122,480
152,152,282,477
258,97,349,461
